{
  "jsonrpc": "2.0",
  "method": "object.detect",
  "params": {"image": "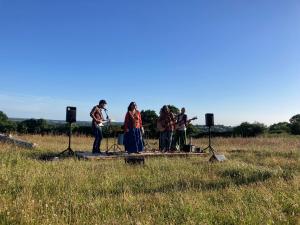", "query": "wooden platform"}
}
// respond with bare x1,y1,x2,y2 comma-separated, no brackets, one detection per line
75,151,208,160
